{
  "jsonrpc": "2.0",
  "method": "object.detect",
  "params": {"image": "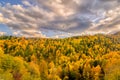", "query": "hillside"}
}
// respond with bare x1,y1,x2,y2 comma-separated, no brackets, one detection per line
0,34,120,80
114,31,120,35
